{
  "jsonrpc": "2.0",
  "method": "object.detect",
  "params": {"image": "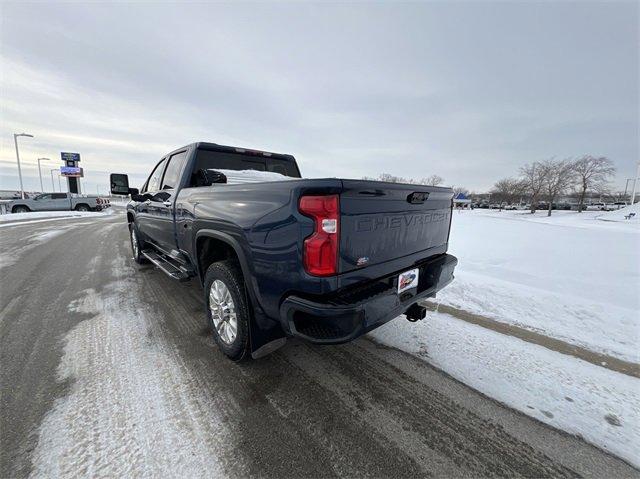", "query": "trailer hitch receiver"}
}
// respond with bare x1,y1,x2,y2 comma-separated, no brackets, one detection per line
405,303,427,322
